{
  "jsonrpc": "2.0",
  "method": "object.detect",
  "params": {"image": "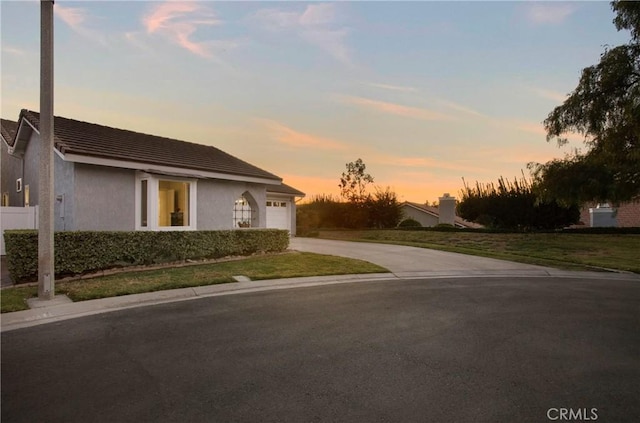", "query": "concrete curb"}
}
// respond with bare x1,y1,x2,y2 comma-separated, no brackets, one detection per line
2,270,638,333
